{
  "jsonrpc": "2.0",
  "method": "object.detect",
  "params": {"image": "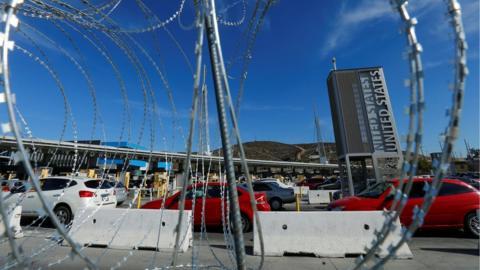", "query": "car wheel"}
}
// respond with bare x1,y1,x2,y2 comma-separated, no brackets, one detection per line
54,205,72,225
229,213,251,232
464,211,479,237
269,198,282,211
240,213,251,232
